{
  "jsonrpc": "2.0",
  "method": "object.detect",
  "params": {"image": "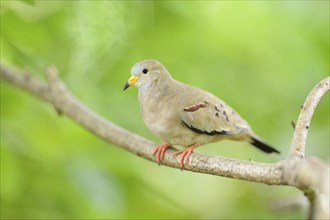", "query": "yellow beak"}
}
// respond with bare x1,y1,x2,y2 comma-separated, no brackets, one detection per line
123,75,139,91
